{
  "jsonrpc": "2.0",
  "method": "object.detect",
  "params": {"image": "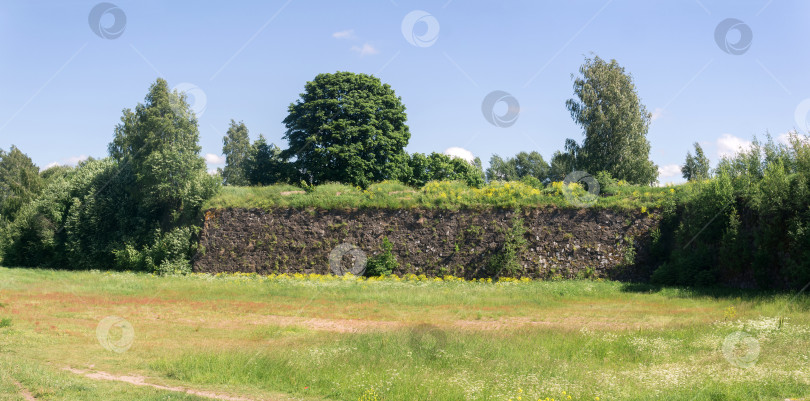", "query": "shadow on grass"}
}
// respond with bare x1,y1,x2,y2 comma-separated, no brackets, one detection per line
620,281,810,309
